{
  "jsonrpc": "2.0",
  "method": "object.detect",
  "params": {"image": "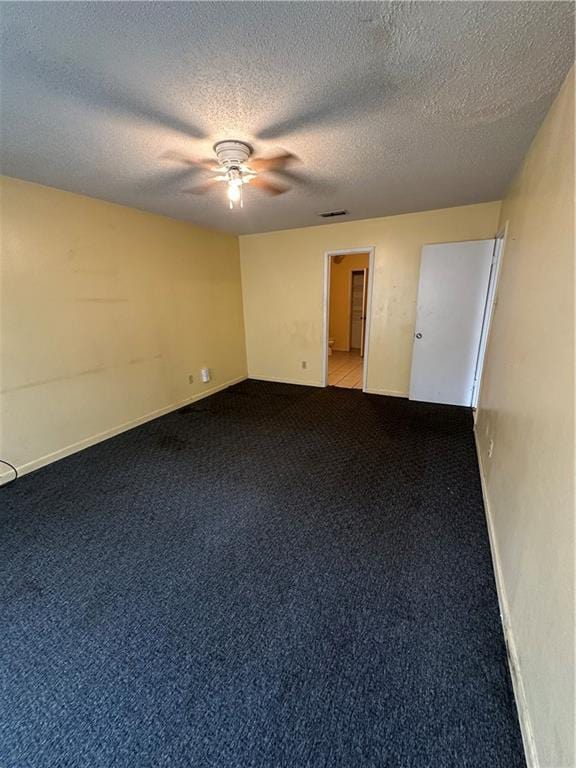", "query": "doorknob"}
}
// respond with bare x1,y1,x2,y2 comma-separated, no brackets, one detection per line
415,332,423,339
